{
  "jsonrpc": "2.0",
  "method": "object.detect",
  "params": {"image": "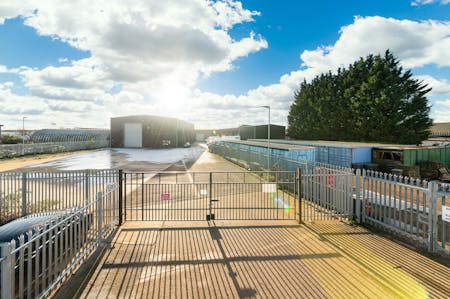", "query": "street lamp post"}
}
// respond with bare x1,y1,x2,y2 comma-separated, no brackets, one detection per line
0,124,3,145
259,105,270,171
